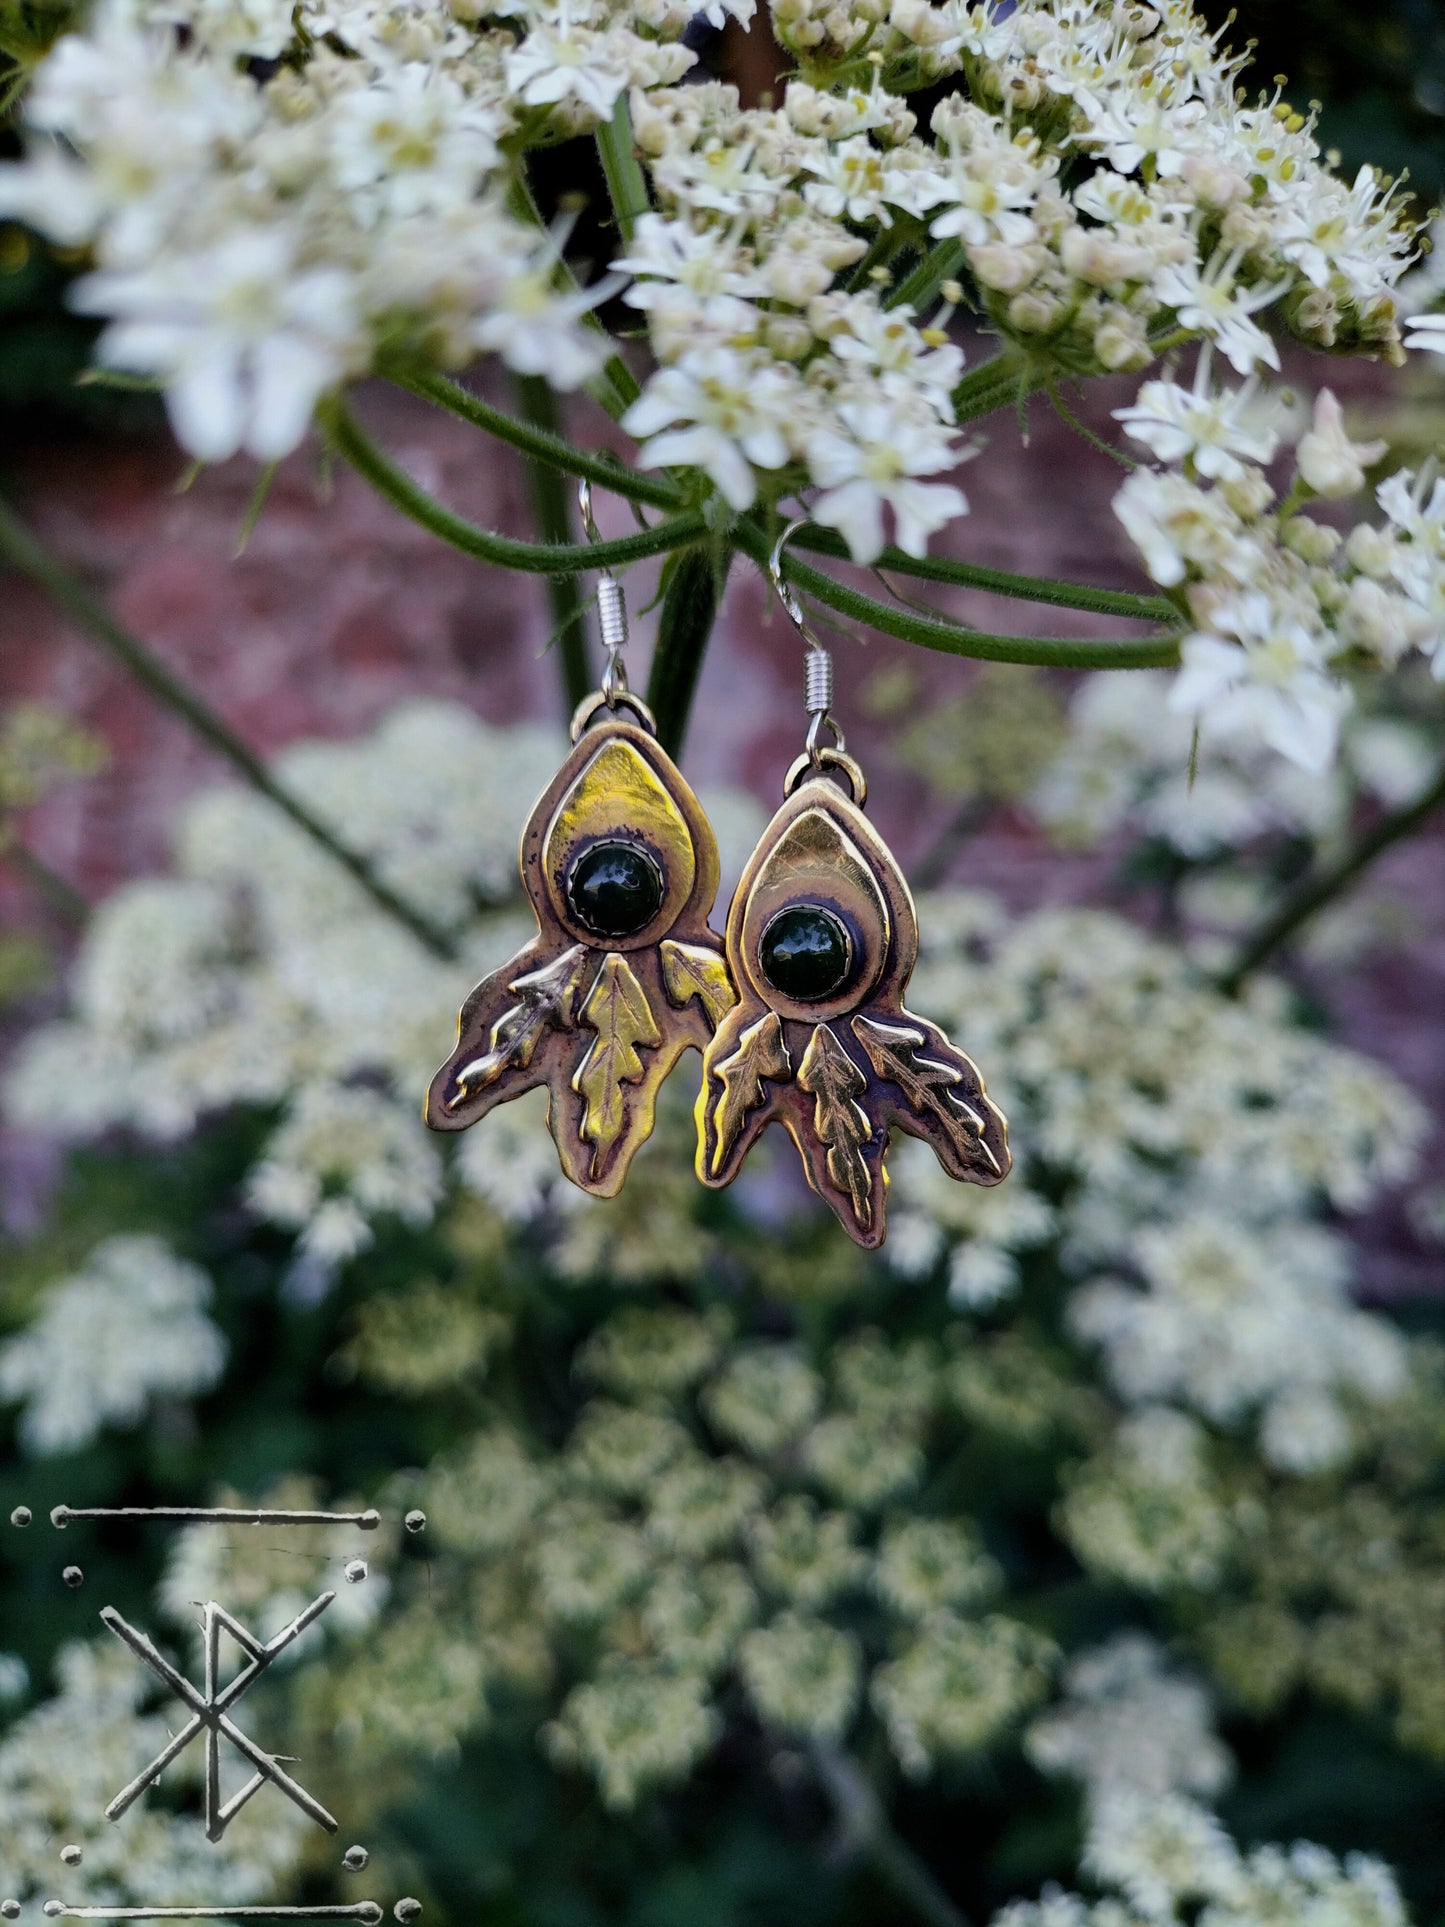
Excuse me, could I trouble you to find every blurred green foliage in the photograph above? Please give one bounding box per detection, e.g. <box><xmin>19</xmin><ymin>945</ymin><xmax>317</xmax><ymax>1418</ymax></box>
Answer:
<box><xmin>2</xmin><ymin>1116</ymin><xmax>1445</xmax><ymax>1926</ymax></box>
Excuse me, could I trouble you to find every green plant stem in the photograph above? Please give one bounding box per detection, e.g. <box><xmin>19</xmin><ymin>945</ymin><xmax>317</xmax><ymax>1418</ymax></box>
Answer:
<box><xmin>392</xmin><ymin>370</ymin><xmax>682</xmax><ymax>510</ymax></box>
<box><xmin>321</xmin><ymin>395</ymin><xmax>705</xmax><ymax>573</ymax></box>
<box><xmin>2</xmin><ymin>835</ymin><xmax>89</xmax><ymax>923</ymax></box>
<box><xmin>1217</xmin><ymin>757</ymin><xmax>1445</xmax><ymax>993</ymax></box>
<box><xmin>912</xmin><ymin>798</ymin><xmax>991</xmax><ymax>890</ymax></box>
<box><xmin>646</xmin><ymin>548</ymin><xmax>721</xmax><ymax>759</ymax></box>
<box><xmin>514</xmin><ymin>374</ymin><xmax>591</xmax><ymax>710</ymax></box>
<box><xmin>811</xmin><ymin>1746</ymin><xmax>972</xmax><ymax>1927</ymax></box>
<box><xmin>886</xmin><ymin>238</ymin><xmax>965</xmax><ymax>314</ymax></box>
<box><xmin>951</xmin><ymin>351</ymin><xmax>1037</xmax><ymax>425</ymax></box>
<box><xmin>595</xmin><ymin>94</ymin><xmax>650</xmax><ymax>247</ymax></box>
<box><xmin>0</xmin><ymin>494</ymin><xmax>461</xmax><ymax>963</ymax></box>
<box><xmin>784</xmin><ymin>523</ymin><xmax>1171</xmax><ymax>621</ymax></box>
<box><xmin>393</xmin><ymin>375</ymin><xmax>1163</xmax><ymax>622</ymax></box>
<box><xmin>1045</xmin><ymin>375</ymin><xmax>1138</xmax><ymax>470</ymax></box>
<box><xmin>505</xmin><ymin>167</ymin><xmax>639</xmax><ymax>419</ymax></box>
<box><xmin>845</xmin><ymin>225</ymin><xmax>908</xmax><ymax>292</ymax></box>
<box><xmin>735</xmin><ymin>526</ymin><xmax>1181</xmax><ymax>669</ymax></box>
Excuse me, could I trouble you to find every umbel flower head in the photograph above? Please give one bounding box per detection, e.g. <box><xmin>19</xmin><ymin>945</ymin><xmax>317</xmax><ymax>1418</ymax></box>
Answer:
<box><xmin>2</xmin><ymin>0</ymin><xmax>1441</xmax><ymax>776</ymax></box>
<box><xmin>0</xmin><ymin>0</ymin><xmax>1420</xmax><ymax>527</ymax></box>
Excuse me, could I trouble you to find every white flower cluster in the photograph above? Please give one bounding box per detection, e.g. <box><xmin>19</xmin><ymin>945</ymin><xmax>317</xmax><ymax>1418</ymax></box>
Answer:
<box><xmin>421</xmin><ymin>1317</ymin><xmax>1054</xmax><ymax>1806</ymax></box>
<box><xmin>0</xmin><ymin>1233</ymin><xmax>226</xmax><ymax>1455</ymax></box>
<box><xmin>1031</xmin><ymin>671</ymin><xmax>1438</xmax><ymax>861</ymax></box>
<box><xmin>1058</xmin><ymin>1407</ymin><xmax>1234</xmax><ymax>1593</ymax></box>
<box><xmin>1070</xmin><ymin>1218</ymin><xmax>1407</xmax><ymax>1473</ymax></box>
<box><xmin>889</xmin><ymin>897</ymin><xmax>1425</xmax><ymax>1473</ymax></box>
<box><xmin>3</xmin><ymin>701</ymin><xmax>761</xmax><ymax>1264</ymax></box>
<box><xmin>0</xmin><ymin>0</ymin><xmax>723</xmax><ymax>460</ymax></box>
<box><xmin>620</xmin><ymin>0</ymin><xmax>1420</xmax><ymax>559</ymax></box>
<box><xmin>996</xmin><ymin>1776</ymin><xmax>1408</xmax><ymax>1927</ymax></box>
<box><xmin>0</xmin><ymin>0</ymin><xmax>1424</xmax><ymax>566</ymax></box>
<box><xmin>1026</xmin><ymin>1632</ymin><xmax>1231</xmax><ymax>1813</ymax></box>
<box><xmin>246</xmin><ymin>1082</ymin><xmax>444</xmax><ymax>1264</ymax></box>
<box><xmin>1113</xmin><ymin>359</ymin><xmax>1445</xmax><ymax>772</ymax></box>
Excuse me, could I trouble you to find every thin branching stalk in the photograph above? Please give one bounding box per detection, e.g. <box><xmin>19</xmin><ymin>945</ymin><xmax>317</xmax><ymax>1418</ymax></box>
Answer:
<box><xmin>391</xmin><ymin>370</ymin><xmax>683</xmax><ymax>510</ymax></box>
<box><xmin>735</xmin><ymin>526</ymin><xmax>1182</xmax><ymax>669</ymax></box>
<box><xmin>886</xmin><ymin>238</ymin><xmax>965</xmax><ymax>314</ymax></box>
<box><xmin>399</xmin><ymin>373</ymin><xmax>1159</xmax><ymax>620</ymax></box>
<box><xmin>646</xmin><ymin>548</ymin><xmax>722</xmax><ymax>758</ymax></box>
<box><xmin>506</xmin><ymin>167</ymin><xmax>640</xmax><ymax>418</ymax></box>
<box><xmin>951</xmin><ymin>351</ymin><xmax>1037</xmax><ymax>425</ymax></box>
<box><xmin>2</xmin><ymin>836</ymin><xmax>90</xmax><ymax>923</ymax></box>
<box><xmin>1218</xmin><ymin>758</ymin><xmax>1445</xmax><ymax>993</ymax></box>
<box><xmin>810</xmin><ymin>1746</ymin><xmax>972</xmax><ymax>1927</ymax></box>
<box><xmin>595</xmin><ymin>94</ymin><xmax>651</xmax><ymax>247</ymax></box>
<box><xmin>0</xmin><ymin>495</ymin><xmax>462</xmax><ymax>962</ymax></box>
<box><xmin>514</xmin><ymin>374</ymin><xmax>592</xmax><ymax>709</ymax></box>
<box><xmin>783</xmin><ymin>522</ymin><xmax>1173</xmax><ymax>621</ymax></box>
<box><xmin>321</xmin><ymin>395</ymin><xmax>706</xmax><ymax>573</ymax></box>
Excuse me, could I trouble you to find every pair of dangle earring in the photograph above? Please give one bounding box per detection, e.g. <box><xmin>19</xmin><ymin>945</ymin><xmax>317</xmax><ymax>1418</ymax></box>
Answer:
<box><xmin>425</xmin><ymin>498</ymin><xmax>1010</xmax><ymax>1248</ymax></box>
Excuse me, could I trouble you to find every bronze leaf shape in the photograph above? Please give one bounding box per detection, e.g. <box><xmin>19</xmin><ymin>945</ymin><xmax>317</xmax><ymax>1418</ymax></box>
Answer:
<box><xmin>427</xmin><ymin>715</ymin><xmax>733</xmax><ymax>1198</ymax></box>
<box><xmin>696</xmin><ymin>772</ymin><xmax>1010</xmax><ymax>1247</ymax></box>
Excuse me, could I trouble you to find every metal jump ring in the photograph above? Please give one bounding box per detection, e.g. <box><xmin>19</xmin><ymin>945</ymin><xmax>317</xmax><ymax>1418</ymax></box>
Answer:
<box><xmin>570</xmin><ymin>687</ymin><xmax>657</xmax><ymax>743</ymax></box>
<box><xmin>783</xmin><ymin>747</ymin><xmax>867</xmax><ymax>807</ymax></box>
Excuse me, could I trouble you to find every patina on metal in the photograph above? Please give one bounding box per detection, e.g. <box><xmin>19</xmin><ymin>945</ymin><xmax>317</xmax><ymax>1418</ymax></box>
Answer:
<box><xmin>697</xmin><ymin>768</ymin><xmax>1010</xmax><ymax>1246</ymax></box>
<box><xmin>426</xmin><ymin>702</ymin><xmax>733</xmax><ymax>1197</ymax></box>
<box><xmin>694</xmin><ymin>533</ymin><xmax>1011</xmax><ymax>1248</ymax></box>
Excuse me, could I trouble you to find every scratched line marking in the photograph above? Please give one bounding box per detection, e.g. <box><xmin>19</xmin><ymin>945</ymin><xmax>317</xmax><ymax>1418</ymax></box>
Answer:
<box><xmin>102</xmin><ymin>1597</ymin><xmax>338</xmax><ymax>1837</ymax></box>
<box><xmin>43</xmin><ymin>1907</ymin><xmax>383</xmax><ymax>1922</ymax></box>
<box><xmin>51</xmin><ymin>1507</ymin><xmax>380</xmax><ymax>1530</ymax></box>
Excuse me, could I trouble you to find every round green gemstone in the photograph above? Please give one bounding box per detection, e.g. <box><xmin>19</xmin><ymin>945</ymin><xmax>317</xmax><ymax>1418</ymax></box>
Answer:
<box><xmin>566</xmin><ymin>839</ymin><xmax>664</xmax><ymax>938</ymax></box>
<box><xmin>758</xmin><ymin>904</ymin><xmax>851</xmax><ymax>1001</ymax></box>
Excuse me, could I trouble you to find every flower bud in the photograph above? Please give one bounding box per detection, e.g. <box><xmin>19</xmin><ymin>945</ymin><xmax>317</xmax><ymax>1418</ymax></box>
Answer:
<box><xmin>1344</xmin><ymin>522</ymin><xmax>1395</xmax><ymax>578</ymax></box>
<box><xmin>968</xmin><ymin>241</ymin><xmax>1037</xmax><ymax>292</ymax></box>
<box><xmin>766</xmin><ymin>249</ymin><xmax>835</xmax><ymax>305</ymax></box>
<box><xmin>764</xmin><ymin>314</ymin><xmax>814</xmax><ymax>360</ymax></box>
<box><xmin>1293</xmin><ymin>287</ymin><xmax>1340</xmax><ymax>346</ymax></box>
<box><xmin>1060</xmin><ymin>227</ymin><xmax>1154</xmax><ymax>286</ymax></box>
<box><xmin>1007</xmin><ymin>287</ymin><xmax>1063</xmax><ymax>332</ymax></box>
<box><xmin>1221</xmin><ymin>468</ymin><xmax>1275</xmax><ymax>519</ymax></box>
<box><xmin>1339</xmin><ymin>578</ymin><xmax>1411</xmax><ymax>660</ymax></box>
<box><xmin>1094</xmin><ymin>311</ymin><xmax>1151</xmax><ymax>371</ymax></box>
<box><xmin>1296</xmin><ymin>391</ymin><xmax>1387</xmax><ymax>498</ymax></box>
<box><xmin>1281</xmin><ymin>515</ymin><xmax>1340</xmax><ymax>564</ymax></box>
<box><xmin>1180</xmin><ymin>154</ymin><xmax>1248</xmax><ymax>210</ymax></box>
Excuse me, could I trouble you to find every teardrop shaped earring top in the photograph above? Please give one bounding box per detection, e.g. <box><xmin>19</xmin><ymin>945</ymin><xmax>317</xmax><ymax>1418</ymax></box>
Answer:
<box><xmin>426</xmin><ymin>484</ymin><xmax>736</xmax><ymax>1197</ymax></box>
<box><xmin>694</xmin><ymin>521</ymin><xmax>1012</xmax><ymax>1248</ymax></box>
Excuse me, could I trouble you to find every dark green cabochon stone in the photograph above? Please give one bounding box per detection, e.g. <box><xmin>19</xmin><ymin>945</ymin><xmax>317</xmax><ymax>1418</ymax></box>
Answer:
<box><xmin>566</xmin><ymin>839</ymin><xmax>665</xmax><ymax>938</ymax></box>
<box><xmin>758</xmin><ymin>904</ymin><xmax>851</xmax><ymax>1001</ymax></box>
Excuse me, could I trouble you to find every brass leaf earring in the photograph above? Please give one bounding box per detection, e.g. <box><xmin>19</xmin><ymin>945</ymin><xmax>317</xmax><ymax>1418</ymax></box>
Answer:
<box><xmin>426</xmin><ymin>484</ymin><xmax>734</xmax><ymax>1196</ymax></box>
<box><xmin>695</xmin><ymin>521</ymin><xmax>1011</xmax><ymax>1247</ymax></box>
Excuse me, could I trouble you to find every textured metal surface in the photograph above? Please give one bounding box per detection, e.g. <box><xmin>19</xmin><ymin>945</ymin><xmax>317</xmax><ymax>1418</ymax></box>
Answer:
<box><xmin>426</xmin><ymin>713</ymin><xmax>732</xmax><ymax>1197</ymax></box>
<box><xmin>696</xmin><ymin>773</ymin><xmax>1010</xmax><ymax>1248</ymax></box>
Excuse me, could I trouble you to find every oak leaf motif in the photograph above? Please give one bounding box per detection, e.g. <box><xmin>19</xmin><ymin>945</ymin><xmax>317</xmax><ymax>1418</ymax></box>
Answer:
<box><xmin>572</xmin><ymin>952</ymin><xmax>663</xmax><ymax>1174</ymax></box>
<box><xmin>661</xmin><ymin>939</ymin><xmax>737</xmax><ymax>1029</ymax></box>
<box><xmin>448</xmin><ymin>944</ymin><xmax>591</xmax><ymax>1108</ymax></box>
<box><xmin>851</xmin><ymin>1014</ymin><xmax>1002</xmax><ymax>1176</ymax></box>
<box><xmin>798</xmin><ymin>1023</ymin><xmax>874</xmax><ymax>1230</ymax></box>
<box><xmin>710</xmin><ymin>1011</ymin><xmax>791</xmax><ymax>1174</ymax></box>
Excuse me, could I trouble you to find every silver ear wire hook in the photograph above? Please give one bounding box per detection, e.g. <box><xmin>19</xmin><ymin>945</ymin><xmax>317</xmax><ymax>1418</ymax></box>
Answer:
<box><xmin>579</xmin><ymin>477</ymin><xmax>629</xmax><ymax>706</ymax></box>
<box><xmin>769</xmin><ymin>518</ymin><xmax>844</xmax><ymax>766</ymax></box>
